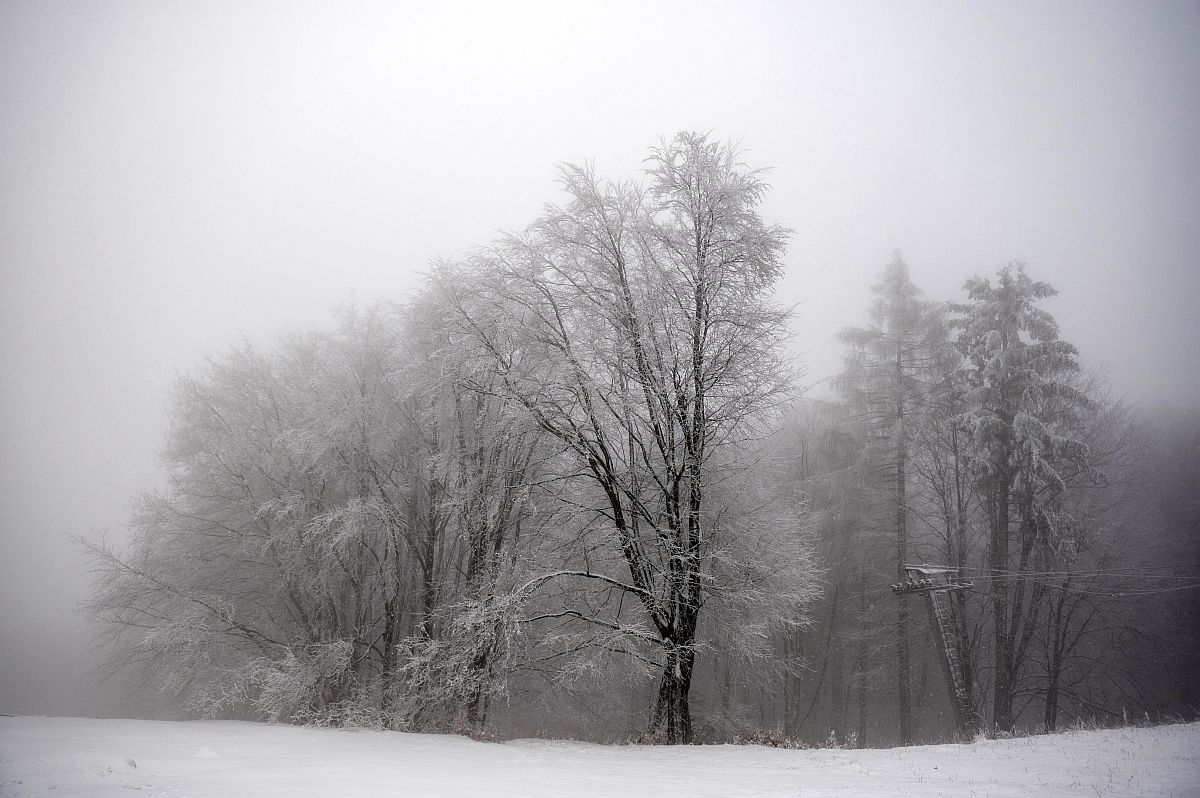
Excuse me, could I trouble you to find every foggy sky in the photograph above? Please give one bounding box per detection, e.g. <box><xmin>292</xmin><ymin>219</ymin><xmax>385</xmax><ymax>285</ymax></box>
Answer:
<box><xmin>2</xmin><ymin>0</ymin><xmax>1198</xmax><ymax>717</ymax></box>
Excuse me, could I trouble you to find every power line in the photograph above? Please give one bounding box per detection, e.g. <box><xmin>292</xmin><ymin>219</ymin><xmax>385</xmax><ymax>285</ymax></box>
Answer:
<box><xmin>804</xmin><ymin>565</ymin><xmax>1200</xmax><ymax>610</ymax></box>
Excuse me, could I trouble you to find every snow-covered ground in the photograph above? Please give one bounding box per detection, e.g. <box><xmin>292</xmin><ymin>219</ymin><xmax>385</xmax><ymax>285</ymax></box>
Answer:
<box><xmin>1</xmin><ymin>716</ymin><xmax>1197</xmax><ymax>797</ymax></box>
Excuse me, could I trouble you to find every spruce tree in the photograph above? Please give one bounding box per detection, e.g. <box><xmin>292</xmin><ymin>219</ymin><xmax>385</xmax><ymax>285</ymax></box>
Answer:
<box><xmin>951</xmin><ymin>263</ymin><xmax>1093</xmax><ymax>733</ymax></box>
<box><xmin>838</xmin><ymin>252</ymin><xmax>946</xmax><ymax>744</ymax></box>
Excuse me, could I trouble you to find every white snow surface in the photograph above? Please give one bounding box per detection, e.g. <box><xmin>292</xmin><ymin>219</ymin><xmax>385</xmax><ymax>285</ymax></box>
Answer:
<box><xmin>1</xmin><ymin>716</ymin><xmax>1197</xmax><ymax>797</ymax></box>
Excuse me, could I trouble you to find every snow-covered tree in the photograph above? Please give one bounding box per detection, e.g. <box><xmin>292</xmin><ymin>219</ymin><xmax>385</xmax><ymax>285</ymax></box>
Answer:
<box><xmin>83</xmin><ymin>305</ymin><xmax>448</xmax><ymax>724</ymax></box>
<box><xmin>385</xmin><ymin>289</ymin><xmax>555</xmax><ymax>734</ymax></box>
<box><xmin>951</xmin><ymin>263</ymin><xmax>1096</xmax><ymax>733</ymax></box>
<box><xmin>442</xmin><ymin>133</ymin><xmax>818</xmax><ymax>743</ymax></box>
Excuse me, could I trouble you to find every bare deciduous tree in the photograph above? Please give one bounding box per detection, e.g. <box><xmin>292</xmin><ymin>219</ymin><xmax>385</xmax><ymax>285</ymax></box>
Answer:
<box><xmin>441</xmin><ymin>132</ymin><xmax>817</xmax><ymax>743</ymax></box>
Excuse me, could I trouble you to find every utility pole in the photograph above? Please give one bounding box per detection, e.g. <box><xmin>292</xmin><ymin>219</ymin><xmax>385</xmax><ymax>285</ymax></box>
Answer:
<box><xmin>891</xmin><ymin>564</ymin><xmax>978</xmax><ymax>739</ymax></box>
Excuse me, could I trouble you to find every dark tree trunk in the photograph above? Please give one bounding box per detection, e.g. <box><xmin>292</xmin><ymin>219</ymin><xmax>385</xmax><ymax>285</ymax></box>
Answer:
<box><xmin>650</xmin><ymin>637</ymin><xmax>696</xmax><ymax>743</ymax></box>
<box><xmin>1044</xmin><ymin>669</ymin><xmax>1060</xmax><ymax>732</ymax></box>
<box><xmin>463</xmin><ymin>643</ymin><xmax>493</xmax><ymax>732</ymax></box>
<box><xmin>854</xmin><ymin>570</ymin><xmax>870</xmax><ymax>746</ymax></box>
<box><xmin>991</xmin><ymin>475</ymin><xmax>1014</xmax><ymax>733</ymax></box>
<box><xmin>829</xmin><ymin>647</ymin><xmax>847</xmax><ymax>742</ymax></box>
<box><xmin>854</xmin><ymin>645</ymin><xmax>869</xmax><ymax>747</ymax></box>
<box><xmin>379</xmin><ymin>600</ymin><xmax>400</xmax><ymax>725</ymax></box>
<box><xmin>895</xmin><ymin>353</ymin><xmax>912</xmax><ymax>744</ymax></box>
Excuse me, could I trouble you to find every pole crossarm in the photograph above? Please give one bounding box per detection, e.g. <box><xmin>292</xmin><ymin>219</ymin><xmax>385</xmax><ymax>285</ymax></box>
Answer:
<box><xmin>890</xmin><ymin>563</ymin><xmax>974</xmax><ymax>594</ymax></box>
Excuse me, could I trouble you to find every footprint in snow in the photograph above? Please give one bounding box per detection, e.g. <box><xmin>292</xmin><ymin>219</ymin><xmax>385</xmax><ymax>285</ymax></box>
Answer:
<box><xmin>192</xmin><ymin>746</ymin><xmax>222</xmax><ymax>758</ymax></box>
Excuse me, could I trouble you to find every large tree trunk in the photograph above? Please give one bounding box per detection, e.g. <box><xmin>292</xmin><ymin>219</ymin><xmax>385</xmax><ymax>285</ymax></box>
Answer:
<box><xmin>854</xmin><ymin>570</ymin><xmax>870</xmax><ymax>747</ymax></box>
<box><xmin>463</xmin><ymin>643</ymin><xmax>493</xmax><ymax>733</ymax></box>
<box><xmin>854</xmin><ymin>645</ymin><xmax>869</xmax><ymax>747</ymax></box>
<box><xmin>991</xmin><ymin>476</ymin><xmax>1014</xmax><ymax>733</ymax></box>
<box><xmin>896</xmin><ymin>591</ymin><xmax>912</xmax><ymax>742</ymax></box>
<box><xmin>895</xmin><ymin>349</ymin><xmax>912</xmax><ymax>744</ymax></box>
<box><xmin>828</xmin><ymin>646</ymin><xmax>847</xmax><ymax>742</ymax></box>
<box><xmin>650</xmin><ymin>634</ymin><xmax>696</xmax><ymax>744</ymax></box>
<box><xmin>1044</xmin><ymin>666</ymin><xmax>1060</xmax><ymax>732</ymax></box>
<box><xmin>379</xmin><ymin>597</ymin><xmax>401</xmax><ymax>725</ymax></box>
<box><xmin>1042</xmin><ymin>585</ymin><xmax>1074</xmax><ymax>733</ymax></box>
<box><xmin>950</xmin><ymin>421</ymin><xmax>979</xmax><ymax>732</ymax></box>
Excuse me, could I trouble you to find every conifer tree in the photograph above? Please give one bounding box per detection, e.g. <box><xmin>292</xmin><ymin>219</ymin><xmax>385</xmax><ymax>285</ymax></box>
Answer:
<box><xmin>838</xmin><ymin>253</ymin><xmax>946</xmax><ymax>744</ymax></box>
<box><xmin>951</xmin><ymin>263</ymin><xmax>1094</xmax><ymax>733</ymax></box>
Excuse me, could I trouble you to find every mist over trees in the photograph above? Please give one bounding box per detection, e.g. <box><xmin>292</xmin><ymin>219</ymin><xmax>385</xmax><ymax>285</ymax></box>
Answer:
<box><xmin>83</xmin><ymin>134</ymin><xmax>1200</xmax><ymax>745</ymax></box>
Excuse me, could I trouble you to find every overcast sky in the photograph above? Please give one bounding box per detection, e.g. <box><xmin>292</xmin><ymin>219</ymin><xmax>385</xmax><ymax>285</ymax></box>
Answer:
<box><xmin>2</xmin><ymin>1</ymin><xmax>1198</xmax><ymax>717</ymax></box>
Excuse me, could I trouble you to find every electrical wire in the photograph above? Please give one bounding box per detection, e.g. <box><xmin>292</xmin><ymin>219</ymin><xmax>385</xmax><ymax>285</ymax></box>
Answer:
<box><xmin>804</xmin><ymin>564</ymin><xmax>1200</xmax><ymax>611</ymax></box>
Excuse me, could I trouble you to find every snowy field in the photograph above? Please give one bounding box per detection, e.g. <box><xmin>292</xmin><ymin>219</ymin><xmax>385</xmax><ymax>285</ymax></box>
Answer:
<box><xmin>2</xmin><ymin>716</ymin><xmax>1198</xmax><ymax>797</ymax></box>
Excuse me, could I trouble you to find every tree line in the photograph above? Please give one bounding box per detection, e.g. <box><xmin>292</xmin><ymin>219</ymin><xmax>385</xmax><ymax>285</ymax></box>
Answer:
<box><xmin>84</xmin><ymin>133</ymin><xmax>1199</xmax><ymax>745</ymax></box>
